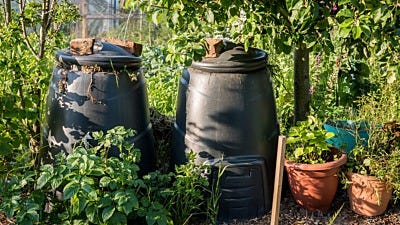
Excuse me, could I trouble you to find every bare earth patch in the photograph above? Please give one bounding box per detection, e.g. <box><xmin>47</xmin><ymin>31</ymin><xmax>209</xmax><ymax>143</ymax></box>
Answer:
<box><xmin>197</xmin><ymin>188</ymin><xmax>400</xmax><ymax>225</ymax></box>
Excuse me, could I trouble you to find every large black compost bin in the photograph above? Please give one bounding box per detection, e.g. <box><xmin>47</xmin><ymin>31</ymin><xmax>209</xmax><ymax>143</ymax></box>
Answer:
<box><xmin>172</xmin><ymin>40</ymin><xmax>279</xmax><ymax>223</ymax></box>
<box><xmin>42</xmin><ymin>39</ymin><xmax>155</xmax><ymax>173</ymax></box>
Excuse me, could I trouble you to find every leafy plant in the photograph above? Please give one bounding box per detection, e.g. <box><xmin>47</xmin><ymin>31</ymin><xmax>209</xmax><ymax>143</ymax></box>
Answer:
<box><xmin>0</xmin><ymin>126</ymin><xmax>216</xmax><ymax>224</ymax></box>
<box><xmin>166</xmin><ymin>151</ymin><xmax>210</xmax><ymax>225</ymax></box>
<box><xmin>35</xmin><ymin>126</ymin><xmax>173</xmax><ymax>225</ymax></box>
<box><xmin>0</xmin><ymin>0</ymin><xmax>79</xmax><ymax>179</ymax></box>
<box><xmin>344</xmin><ymin>81</ymin><xmax>400</xmax><ymax>200</ymax></box>
<box><xmin>286</xmin><ymin>115</ymin><xmax>340</xmax><ymax>164</ymax></box>
<box><xmin>126</xmin><ymin>0</ymin><xmax>399</xmax><ymax>123</ymax></box>
<box><xmin>142</xmin><ymin>45</ymin><xmax>181</xmax><ymax>116</ymax></box>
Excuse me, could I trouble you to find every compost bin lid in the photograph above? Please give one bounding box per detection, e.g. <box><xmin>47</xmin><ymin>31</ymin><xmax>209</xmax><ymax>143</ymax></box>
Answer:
<box><xmin>191</xmin><ymin>42</ymin><xmax>268</xmax><ymax>73</ymax></box>
<box><xmin>55</xmin><ymin>41</ymin><xmax>141</xmax><ymax>69</ymax></box>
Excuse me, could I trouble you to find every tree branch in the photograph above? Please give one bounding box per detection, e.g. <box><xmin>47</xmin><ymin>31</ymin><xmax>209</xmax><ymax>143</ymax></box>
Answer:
<box><xmin>19</xmin><ymin>0</ymin><xmax>40</xmax><ymax>59</ymax></box>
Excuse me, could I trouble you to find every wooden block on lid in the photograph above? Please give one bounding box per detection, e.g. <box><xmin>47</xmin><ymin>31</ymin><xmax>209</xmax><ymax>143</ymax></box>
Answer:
<box><xmin>69</xmin><ymin>38</ymin><xmax>95</xmax><ymax>56</ymax></box>
<box><xmin>102</xmin><ymin>38</ymin><xmax>143</xmax><ymax>56</ymax></box>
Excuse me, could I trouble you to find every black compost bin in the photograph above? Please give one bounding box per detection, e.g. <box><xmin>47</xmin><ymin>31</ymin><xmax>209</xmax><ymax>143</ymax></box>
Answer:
<box><xmin>42</xmin><ymin>40</ymin><xmax>155</xmax><ymax>173</ymax></box>
<box><xmin>172</xmin><ymin>42</ymin><xmax>279</xmax><ymax>223</ymax></box>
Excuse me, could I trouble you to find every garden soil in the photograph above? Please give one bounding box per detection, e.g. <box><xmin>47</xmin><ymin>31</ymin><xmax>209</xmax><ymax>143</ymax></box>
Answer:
<box><xmin>196</xmin><ymin>188</ymin><xmax>400</xmax><ymax>225</ymax></box>
<box><xmin>2</xmin><ymin>188</ymin><xmax>399</xmax><ymax>224</ymax></box>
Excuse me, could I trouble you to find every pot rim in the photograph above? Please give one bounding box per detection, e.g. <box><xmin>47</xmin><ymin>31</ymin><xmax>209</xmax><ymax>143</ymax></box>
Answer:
<box><xmin>284</xmin><ymin>152</ymin><xmax>347</xmax><ymax>171</ymax></box>
<box><xmin>345</xmin><ymin>171</ymin><xmax>390</xmax><ymax>184</ymax></box>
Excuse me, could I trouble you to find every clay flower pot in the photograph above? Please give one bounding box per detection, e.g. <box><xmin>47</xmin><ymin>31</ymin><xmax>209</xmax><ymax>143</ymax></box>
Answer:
<box><xmin>284</xmin><ymin>153</ymin><xmax>347</xmax><ymax>212</ymax></box>
<box><xmin>346</xmin><ymin>172</ymin><xmax>392</xmax><ymax>216</ymax></box>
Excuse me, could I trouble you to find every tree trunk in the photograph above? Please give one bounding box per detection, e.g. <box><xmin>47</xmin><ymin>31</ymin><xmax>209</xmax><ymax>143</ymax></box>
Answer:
<box><xmin>4</xmin><ymin>0</ymin><xmax>11</xmax><ymax>24</ymax></box>
<box><xmin>293</xmin><ymin>43</ymin><xmax>310</xmax><ymax>123</ymax></box>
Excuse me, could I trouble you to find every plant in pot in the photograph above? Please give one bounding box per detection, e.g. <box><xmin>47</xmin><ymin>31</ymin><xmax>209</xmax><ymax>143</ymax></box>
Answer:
<box><xmin>284</xmin><ymin>115</ymin><xmax>347</xmax><ymax>212</ymax></box>
<box><xmin>344</xmin><ymin>82</ymin><xmax>400</xmax><ymax>217</ymax></box>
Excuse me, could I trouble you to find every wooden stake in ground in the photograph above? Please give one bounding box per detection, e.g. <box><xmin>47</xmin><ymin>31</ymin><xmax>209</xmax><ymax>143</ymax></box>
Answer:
<box><xmin>271</xmin><ymin>136</ymin><xmax>287</xmax><ymax>225</ymax></box>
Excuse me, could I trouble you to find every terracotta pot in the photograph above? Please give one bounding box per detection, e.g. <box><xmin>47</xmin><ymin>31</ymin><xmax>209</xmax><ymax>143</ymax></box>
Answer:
<box><xmin>346</xmin><ymin>172</ymin><xmax>392</xmax><ymax>216</ymax></box>
<box><xmin>284</xmin><ymin>153</ymin><xmax>347</xmax><ymax>212</ymax></box>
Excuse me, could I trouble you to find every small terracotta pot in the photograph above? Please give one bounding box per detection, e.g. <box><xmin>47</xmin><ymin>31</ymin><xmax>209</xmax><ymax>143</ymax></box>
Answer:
<box><xmin>346</xmin><ymin>172</ymin><xmax>392</xmax><ymax>216</ymax></box>
<box><xmin>284</xmin><ymin>153</ymin><xmax>347</xmax><ymax>212</ymax></box>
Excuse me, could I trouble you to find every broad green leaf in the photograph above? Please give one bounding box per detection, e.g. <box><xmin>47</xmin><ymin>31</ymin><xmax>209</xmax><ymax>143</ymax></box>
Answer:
<box><xmin>338</xmin><ymin>27</ymin><xmax>352</xmax><ymax>38</ymax></box>
<box><xmin>102</xmin><ymin>206</ymin><xmax>115</xmax><ymax>222</ymax></box>
<box><xmin>36</xmin><ymin>172</ymin><xmax>51</xmax><ymax>189</ymax></box>
<box><xmin>339</xmin><ymin>18</ymin><xmax>353</xmax><ymax>28</ymax></box>
<box><xmin>85</xmin><ymin>204</ymin><xmax>97</xmax><ymax>223</ymax></box>
<box><xmin>286</xmin><ymin>137</ymin><xmax>297</xmax><ymax>144</ymax></box>
<box><xmin>71</xmin><ymin>195</ymin><xmax>80</xmax><ymax>215</ymax></box>
<box><xmin>109</xmin><ymin>212</ymin><xmax>127</xmax><ymax>225</ymax></box>
<box><xmin>352</xmin><ymin>25</ymin><xmax>362</xmax><ymax>39</ymax></box>
<box><xmin>306</xmin><ymin>132</ymin><xmax>315</xmax><ymax>139</ymax></box>
<box><xmin>78</xmin><ymin>196</ymin><xmax>88</xmax><ymax>214</ymax></box>
<box><xmin>81</xmin><ymin>183</ymin><xmax>97</xmax><ymax>200</ymax></box>
<box><xmin>338</xmin><ymin>0</ymin><xmax>352</xmax><ymax>5</ymax></box>
<box><xmin>100</xmin><ymin>176</ymin><xmax>111</xmax><ymax>188</ymax></box>
<box><xmin>306</xmin><ymin>41</ymin><xmax>316</xmax><ymax>49</ymax></box>
<box><xmin>146</xmin><ymin>212</ymin><xmax>157</xmax><ymax>225</ymax></box>
<box><xmin>294</xmin><ymin>147</ymin><xmax>304</xmax><ymax>158</ymax></box>
<box><xmin>336</xmin><ymin>9</ymin><xmax>353</xmax><ymax>18</ymax></box>
<box><xmin>99</xmin><ymin>196</ymin><xmax>112</xmax><ymax>207</ymax></box>
<box><xmin>40</xmin><ymin>164</ymin><xmax>54</xmax><ymax>173</ymax></box>
<box><xmin>360</xmin><ymin>24</ymin><xmax>371</xmax><ymax>36</ymax></box>
<box><xmin>63</xmin><ymin>181</ymin><xmax>79</xmax><ymax>200</ymax></box>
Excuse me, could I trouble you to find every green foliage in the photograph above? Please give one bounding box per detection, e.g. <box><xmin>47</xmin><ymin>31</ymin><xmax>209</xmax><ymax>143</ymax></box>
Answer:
<box><xmin>142</xmin><ymin>46</ymin><xmax>181</xmax><ymax>116</ymax></box>
<box><xmin>34</xmin><ymin>126</ymin><xmax>172</xmax><ymax>224</ymax></box>
<box><xmin>345</xmin><ymin>81</ymin><xmax>400</xmax><ymax>200</ymax></box>
<box><xmin>166</xmin><ymin>151</ymin><xmax>210</xmax><ymax>225</ymax></box>
<box><xmin>334</xmin><ymin>0</ymin><xmax>399</xmax><ymax>85</ymax></box>
<box><xmin>0</xmin><ymin>126</ymin><xmax>214</xmax><ymax>224</ymax></box>
<box><xmin>0</xmin><ymin>0</ymin><xmax>79</xmax><ymax>175</ymax></box>
<box><xmin>0</xmin><ymin>169</ymin><xmax>41</xmax><ymax>225</ymax></box>
<box><xmin>126</xmin><ymin>0</ymin><xmax>399</xmax><ymax>122</ymax></box>
<box><xmin>205</xmin><ymin>160</ymin><xmax>227</xmax><ymax>225</ymax></box>
<box><xmin>286</xmin><ymin>115</ymin><xmax>340</xmax><ymax>164</ymax></box>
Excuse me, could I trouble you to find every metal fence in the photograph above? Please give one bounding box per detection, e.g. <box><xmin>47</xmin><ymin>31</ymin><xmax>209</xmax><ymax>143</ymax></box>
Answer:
<box><xmin>71</xmin><ymin>0</ymin><xmax>143</xmax><ymax>38</ymax></box>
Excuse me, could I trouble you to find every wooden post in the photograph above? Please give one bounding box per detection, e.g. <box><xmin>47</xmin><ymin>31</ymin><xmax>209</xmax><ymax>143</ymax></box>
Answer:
<box><xmin>81</xmin><ymin>0</ymin><xmax>87</xmax><ymax>38</ymax></box>
<box><xmin>270</xmin><ymin>136</ymin><xmax>286</xmax><ymax>225</ymax></box>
